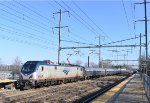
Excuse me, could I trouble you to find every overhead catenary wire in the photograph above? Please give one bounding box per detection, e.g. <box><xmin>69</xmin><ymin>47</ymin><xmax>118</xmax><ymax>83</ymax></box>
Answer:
<box><xmin>53</xmin><ymin>0</ymin><xmax>98</xmax><ymax>36</ymax></box>
<box><xmin>0</xmin><ymin>33</ymin><xmax>57</xmax><ymax>50</ymax></box>
<box><xmin>0</xmin><ymin>2</ymin><xmax>52</xmax><ymax>31</ymax></box>
<box><xmin>14</xmin><ymin>0</ymin><xmax>94</xmax><ymax>47</ymax></box>
<box><xmin>50</xmin><ymin>0</ymin><xmax>96</xmax><ymax>45</ymax></box>
<box><xmin>61</xmin><ymin>0</ymin><xmax>98</xmax><ymax>36</ymax></box>
<box><xmin>61</xmin><ymin>39</ymin><xmax>95</xmax><ymax>46</ymax></box>
<box><xmin>0</xmin><ymin>10</ymin><xmax>60</xmax><ymax>47</ymax></box>
<box><xmin>13</xmin><ymin>0</ymin><xmax>52</xmax><ymax>23</ymax></box>
<box><xmin>0</xmin><ymin>26</ymin><xmax>58</xmax><ymax>46</ymax></box>
<box><xmin>102</xmin><ymin>34</ymin><xmax>145</xmax><ymax>46</ymax></box>
<box><xmin>0</xmin><ymin>11</ymin><xmax>88</xmax><ymax>49</ymax></box>
<box><xmin>121</xmin><ymin>0</ymin><xmax>132</xmax><ymax>37</ymax></box>
<box><xmin>0</xmin><ymin>7</ymin><xmax>51</xmax><ymax>32</ymax></box>
<box><xmin>0</xmin><ymin>14</ymin><xmax>50</xmax><ymax>37</ymax></box>
<box><xmin>0</xmin><ymin>23</ymin><xmax>54</xmax><ymax>43</ymax></box>
<box><xmin>71</xmin><ymin>0</ymin><xmax>112</xmax><ymax>42</ymax></box>
<box><xmin>129</xmin><ymin>0</ymin><xmax>135</xmax><ymax>24</ymax></box>
<box><xmin>14</xmin><ymin>2</ymin><xmax>92</xmax><ymax>46</ymax></box>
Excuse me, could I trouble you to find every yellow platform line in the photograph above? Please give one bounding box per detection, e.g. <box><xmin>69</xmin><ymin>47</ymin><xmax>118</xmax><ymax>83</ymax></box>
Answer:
<box><xmin>0</xmin><ymin>79</ymin><xmax>17</xmax><ymax>83</ymax></box>
<box><xmin>92</xmin><ymin>75</ymin><xmax>134</xmax><ymax>103</ymax></box>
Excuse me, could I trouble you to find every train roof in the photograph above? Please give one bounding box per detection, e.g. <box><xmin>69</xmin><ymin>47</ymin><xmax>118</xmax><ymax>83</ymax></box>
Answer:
<box><xmin>85</xmin><ymin>68</ymin><xmax>119</xmax><ymax>71</ymax></box>
<box><xmin>24</xmin><ymin>61</ymin><xmax>82</xmax><ymax>68</ymax></box>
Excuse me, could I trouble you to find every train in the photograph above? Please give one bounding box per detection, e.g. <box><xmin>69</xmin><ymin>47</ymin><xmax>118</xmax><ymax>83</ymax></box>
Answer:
<box><xmin>17</xmin><ymin>60</ymin><xmax>133</xmax><ymax>89</ymax></box>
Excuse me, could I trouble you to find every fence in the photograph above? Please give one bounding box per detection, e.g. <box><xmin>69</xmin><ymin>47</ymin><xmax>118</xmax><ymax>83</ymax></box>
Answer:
<box><xmin>142</xmin><ymin>74</ymin><xmax>150</xmax><ymax>101</ymax></box>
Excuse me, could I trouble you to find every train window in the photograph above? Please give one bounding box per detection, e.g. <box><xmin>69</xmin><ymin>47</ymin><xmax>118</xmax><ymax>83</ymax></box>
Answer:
<box><xmin>42</xmin><ymin>66</ymin><xmax>44</xmax><ymax>71</ymax></box>
<box><xmin>77</xmin><ymin>68</ymin><xmax>78</xmax><ymax>70</ymax></box>
<box><xmin>55</xmin><ymin>66</ymin><xmax>57</xmax><ymax>70</ymax></box>
<box><xmin>81</xmin><ymin>68</ymin><xmax>82</xmax><ymax>71</ymax></box>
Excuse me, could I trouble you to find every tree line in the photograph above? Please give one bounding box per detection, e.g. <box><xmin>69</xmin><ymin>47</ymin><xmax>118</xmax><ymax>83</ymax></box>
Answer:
<box><xmin>0</xmin><ymin>57</ymin><xmax>22</xmax><ymax>73</ymax></box>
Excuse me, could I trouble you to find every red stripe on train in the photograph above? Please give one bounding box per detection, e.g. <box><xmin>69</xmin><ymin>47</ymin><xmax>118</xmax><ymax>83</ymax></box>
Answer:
<box><xmin>34</xmin><ymin>76</ymin><xmax>82</xmax><ymax>80</ymax></box>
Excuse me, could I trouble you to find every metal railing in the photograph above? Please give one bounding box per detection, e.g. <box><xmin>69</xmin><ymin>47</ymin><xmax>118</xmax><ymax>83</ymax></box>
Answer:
<box><xmin>142</xmin><ymin>74</ymin><xmax>150</xmax><ymax>101</ymax></box>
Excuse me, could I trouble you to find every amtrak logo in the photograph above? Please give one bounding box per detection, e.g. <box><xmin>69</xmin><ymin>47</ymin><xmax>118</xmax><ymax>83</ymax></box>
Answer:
<box><xmin>63</xmin><ymin>69</ymin><xmax>70</xmax><ymax>75</ymax></box>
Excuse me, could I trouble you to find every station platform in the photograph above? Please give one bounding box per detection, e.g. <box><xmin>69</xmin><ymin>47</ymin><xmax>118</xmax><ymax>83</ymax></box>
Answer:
<box><xmin>0</xmin><ymin>79</ymin><xmax>16</xmax><ymax>83</ymax></box>
<box><xmin>0</xmin><ymin>79</ymin><xmax>16</xmax><ymax>90</ymax></box>
<box><xmin>92</xmin><ymin>74</ymin><xmax>149</xmax><ymax>103</ymax></box>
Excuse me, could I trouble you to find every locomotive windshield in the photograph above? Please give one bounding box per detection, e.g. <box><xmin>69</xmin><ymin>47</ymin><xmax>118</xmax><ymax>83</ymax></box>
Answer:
<box><xmin>21</xmin><ymin>61</ymin><xmax>38</xmax><ymax>73</ymax></box>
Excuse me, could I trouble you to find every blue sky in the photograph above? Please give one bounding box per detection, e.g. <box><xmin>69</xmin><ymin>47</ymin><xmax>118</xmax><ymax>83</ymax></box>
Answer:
<box><xmin>0</xmin><ymin>0</ymin><xmax>149</xmax><ymax>66</ymax></box>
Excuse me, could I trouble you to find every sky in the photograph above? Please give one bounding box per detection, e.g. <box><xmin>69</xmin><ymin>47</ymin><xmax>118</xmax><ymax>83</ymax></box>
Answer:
<box><xmin>0</xmin><ymin>0</ymin><xmax>149</xmax><ymax>67</ymax></box>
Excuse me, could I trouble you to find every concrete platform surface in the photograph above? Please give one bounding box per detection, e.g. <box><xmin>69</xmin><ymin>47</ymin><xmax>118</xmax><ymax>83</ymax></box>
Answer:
<box><xmin>109</xmin><ymin>74</ymin><xmax>149</xmax><ymax>103</ymax></box>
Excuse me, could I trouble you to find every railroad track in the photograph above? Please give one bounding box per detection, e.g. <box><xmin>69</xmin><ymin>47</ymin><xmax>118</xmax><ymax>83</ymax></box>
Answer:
<box><xmin>0</xmin><ymin>75</ymin><xmax>128</xmax><ymax>103</ymax></box>
<box><xmin>80</xmin><ymin>76</ymin><xmax>129</xmax><ymax>103</ymax></box>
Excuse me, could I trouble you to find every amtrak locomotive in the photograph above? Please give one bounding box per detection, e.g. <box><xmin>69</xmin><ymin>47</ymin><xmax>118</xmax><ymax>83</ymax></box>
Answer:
<box><xmin>19</xmin><ymin>60</ymin><xmax>85</xmax><ymax>89</ymax></box>
<box><xmin>18</xmin><ymin>60</ymin><xmax>131</xmax><ymax>89</ymax></box>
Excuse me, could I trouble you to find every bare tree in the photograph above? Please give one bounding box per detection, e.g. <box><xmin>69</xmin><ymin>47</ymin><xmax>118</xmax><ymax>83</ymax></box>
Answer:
<box><xmin>13</xmin><ymin>56</ymin><xmax>22</xmax><ymax>73</ymax></box>
<box><xmin>13</xmin><ymin>56</ymin><xmax>22</xmax><ymax>66</ymax></box>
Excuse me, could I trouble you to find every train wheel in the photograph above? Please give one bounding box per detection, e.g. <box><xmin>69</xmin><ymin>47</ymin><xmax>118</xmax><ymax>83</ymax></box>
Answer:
<box><xmin>20</xmin><ymin>85</ymin><xmax>24</xmax><ymax>91</ymax></box>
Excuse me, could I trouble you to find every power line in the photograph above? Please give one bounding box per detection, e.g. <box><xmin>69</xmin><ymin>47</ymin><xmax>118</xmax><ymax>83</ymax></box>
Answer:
<box><xmin>61</xmin><ymin>44</ymin><xmax>143</xmax><ymax>50</ymax></box>
<box><xmin>54</xmin><ymin>0</ymin><xmax>97</xmax><ymax>36</ymax></box>
<box><xmin>61</xmin><ymin>34</ymin><xmax>145</xmax><ymax>49</ymax></box>
<box><xmin>61</xmin><ymin>0</ymin><xmax>98</xmax><ymax>36</ymax></box>
<box><xmin>61</xmin><ymin>39</ymin><xmax>95</xmax><ymax>45</ymax></box>
<box><xmin>63</xmin><ymin>29</ymin><xmax>96</xmax><ymax>44</ymax></box>
<box><xmin>51</xmin><ymin>0</ymin><xmax>96</xmax><ymax>45</ymax></box>
<box><xmin>129</xmin><ymin>0</ymin><xmax>135</xmax><ymax>24</ymax></box>
<box><xmin>0</xmin><ymin>2</ymin><xmax>51</xmax><ymax>30</ymax></box>
<box><xmin>0</xmin><ymin>9</ymin><xmax>91</xmax><ymax>48</ymax></box>
<box><xmin>102</xmin><ymin>34</ymin><xmax>145</xmax><ymax>46</ymax></box>
<box><xmin>0</xmin><ymin>26</ymin><xmax>58</xmax><ymax>46</ymax></box>
<box><xmin>0</xmin><ymin>34</ymin><xmax>56</xmax><ymax>50</ymax></box>
<box><xmin>0</xmin><ymin>13</ymin><xmax>50</xmax><ymax>37</ymax></box>
<box><xmin>15</xmin><ymin>0</ymin><xmax>74</xmax><ymax>43</ymax></box>
<box><xmin>71</xmin><ymin>0</ymin><xmax>112</xmax><ymax>42</ymax></box>
<box><xmin>2</xmin><ymin>1</ymin><xmax>63</xmax><ymax>41</ymax></box>
<box><xmin>0</xmin><ymin>7</ymin><xmax>51</xmax><ymax>32</ymax></box>
<box><xmin>13</xmin><ymin>0</ymin><xmax>52</xmax><ymax>23</ymax></box>
<box><xmin>122</xmin><ymin>0</ymin><xmax>132</xmax><ymax>37</ymax></box>
<box><xmin>0</xmin><ymin>23</ymin><xmax>56</xmax><ymax>44</ymax></box>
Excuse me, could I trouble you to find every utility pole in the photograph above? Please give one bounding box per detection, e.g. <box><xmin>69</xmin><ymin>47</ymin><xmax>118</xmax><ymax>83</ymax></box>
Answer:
<box><xmin>88</xmin><ymin>56</ymin><xmax>89</xmax><ymax>67</ymax></box>
<box><xmin>99</xmin><ymin>35</ymin><xmax>101</xmax><ymax>68</ymax></box>
<box><xmin>53</xmin><ymin>9</ymin><xmax>69</xmax><ymax>64</ymax></box>
<box><xmin>144</xmin><ymin>0</ymin><xmax>148</xmax><ymax>60</ymax></box>
<box><xmin>139</xmin><ymin>33</ymin><xmax>142</xmax><ymax>75</ymax></box>
<box><xmin>123</xmin><ymin>54</ymin><xmax>126</xmax><ymax>65</ymax></box>
<box><xmin>139</xmin><ymin>33</ymin><xmax>142</xmax><ymax>67</ymax></box>
<box><xmin>96</xmin><ymin>35</ymin><xmax>101</xmax><ymax>68</ymax></box>
<box><xmin>134</xmin><ymin>0</ymin><xmax>150</xmax><ymax>75</ymax></box>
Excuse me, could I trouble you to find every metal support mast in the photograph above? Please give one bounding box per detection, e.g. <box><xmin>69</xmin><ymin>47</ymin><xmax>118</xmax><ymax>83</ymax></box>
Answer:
<box><xmin>98</xmin><ymin>35</ymin><xmax>101</xmax><ymax>68</ymax></box>
<box><xmin>144</xmin><ymin>0</ymin><xmax>148</xmax><ymax>60</ymax></box>
<box><xmin>58</xmin><ymin>9</ymin><xmax>62</xmax><ymax>65</ymax></box>
<box><xmin>95</xmin><ymin>35</ymin><xmax>101</xmax><ymax>68</ymax></box>
<box><xmin>53</xmin><ymin>9</ymin><xmax>69</xmax><ymax>64</ymax></box>
<box><xmin>139</xmin><ymin>33</ymin><xmax>142</xmax><ymax>71</ymax></box>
